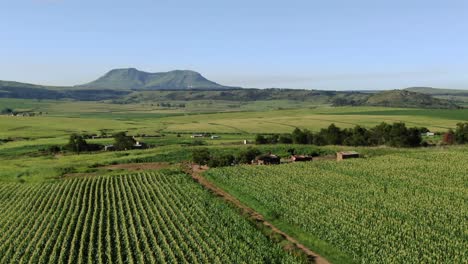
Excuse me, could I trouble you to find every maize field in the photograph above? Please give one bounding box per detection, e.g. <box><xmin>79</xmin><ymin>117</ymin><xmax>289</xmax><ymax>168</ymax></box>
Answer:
<box><xmin>0</xmin><ymin>171</ymin><xmax>301</xmax><ymax>263</ymax></box>
<box><xmin>206</xmin><ymin>149</ymin><xmax>468</xmax><ymax>263</ymax></box>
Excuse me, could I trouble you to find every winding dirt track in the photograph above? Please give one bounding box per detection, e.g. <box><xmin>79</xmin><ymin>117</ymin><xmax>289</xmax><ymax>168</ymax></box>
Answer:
<box><xmin>186</xmin><ymin>164</ymin><xmax>330</xmax><ymax>264</ymax></box>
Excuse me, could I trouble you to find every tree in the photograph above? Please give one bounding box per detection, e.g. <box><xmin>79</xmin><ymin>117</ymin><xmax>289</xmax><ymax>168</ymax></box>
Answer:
<box><xmin>344</xmin><ymin>125</ymin><xmax>370</xmax><ymax>146</ymax></box>
<box><xmin>236</xmin><ymin>147</ymin><xmax>261</xmax><ymax>164</ymax></box>
<box><xmin>388</xmin><ymin>122</ymin><xmax>409</xmax><ymax>147</ymax></box>
<box><xmin>255</xmin><ymin>134</ymin><xmax>268</xmax><ymax>144</ymax></box>
<box><xmin>113</xmin><ymin>132</ymin><xmax>136</xmax><ymax>150</ymax></box>
<box><xmin>278</xmin><ymin>134</ymin><xmax>293</xmax><ymax>144</ymax></box>
<box><xmin>322</xmin><ymin>123</ymin><xmax>343</xmax><ymax>145</ymax></box>
<box><xmin>406</xmin><ymin>127</ymin><xmax>422</xmax><ymax>147</ymax></box>
<box><xmin>192</xmin><ymin>148</ymin><xmax>211</xmax><ymax>165</ymax></box>
<box><xmin>291</xmin><ymin>128</ymin><xmax>307</xmax><ymax>144</ymax></box>
<box><xmin>208</xmin><ymin>154</ymin><xmax>235</xmax><ymax>167</ymax></box>
<box><xmin>266</xmin><ymin>134</ymin><xmax>279</xmax><ymax>144</ymax></box>
<box><xmin>1</xmin><ymin>108</ymin><xmax>14</xmax><ymax>115</ymax></box>
<box><xmin>370</xmin><ymin>122</ymin><xmax>392</xmax><ymax>145</ymax></box>
<box><xmin>454</xmin><ymin>122</ymin><xmax>468</xmax><ymax>144</ymax></box>
<box><xmin>65</xmin><ymin>134</ymin><xmax>88</xmax><ymax>153</ymax></box>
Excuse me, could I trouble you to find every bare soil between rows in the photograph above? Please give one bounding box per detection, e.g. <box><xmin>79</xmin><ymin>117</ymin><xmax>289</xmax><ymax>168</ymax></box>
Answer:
<box><xmin>186</xmin><ymin>163</ymin><xmax>330</xmax><ymax>264</ymax></box>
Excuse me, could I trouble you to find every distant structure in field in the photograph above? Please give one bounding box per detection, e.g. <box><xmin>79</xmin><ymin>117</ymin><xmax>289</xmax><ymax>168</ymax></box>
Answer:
<box><xmin>253</xmin><ymin>154</ymin><xmax>281</xmax><ymax>165</ymax></box>
<box><xmin>336</xmin><ymin>151</ymin><xmax>360</xmax><ymax>161</ymax></box>
<box><xmin>291</xmin><ymin>155</ymin><xmax>313</xmax><ymax>162</ymax></box>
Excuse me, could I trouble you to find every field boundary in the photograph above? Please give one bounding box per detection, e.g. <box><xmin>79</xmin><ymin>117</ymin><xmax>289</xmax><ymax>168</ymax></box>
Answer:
<box><xmin>186</xmin><ymin>163</ymin><xmax>330</xmax><ymax>264</ymax></box>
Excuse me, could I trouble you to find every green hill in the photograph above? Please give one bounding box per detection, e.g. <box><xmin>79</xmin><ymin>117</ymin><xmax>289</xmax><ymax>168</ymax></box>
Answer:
<box><xmin>405</xmin><ymin>87</ymin><xmax>468</xmax><ymax>95</ymax></box>
<box><xmin>0</xmin><ymin>80</ymin><xmax>130</xmax><ymax>101</ymax></box>
<box><xmin>365</xmin><ymin>90</ymin><xmax>461</xmax><ymax>109</ymax></box>
<box><xmin>78</xmin><ymin>68</ymin><xmax>233</xmax><ymax>90</ymax></box>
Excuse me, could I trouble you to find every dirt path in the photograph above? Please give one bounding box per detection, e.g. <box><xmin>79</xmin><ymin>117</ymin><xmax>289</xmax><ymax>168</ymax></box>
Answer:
<box><xmin>102</xmin><ymin>162</ymin><xmax>172</xmax><ymax>171</ymax></box>
<box><xmin>187</xmin><ymin>164</ymin><xmax>330</xmax><ymax>264</ymax></box>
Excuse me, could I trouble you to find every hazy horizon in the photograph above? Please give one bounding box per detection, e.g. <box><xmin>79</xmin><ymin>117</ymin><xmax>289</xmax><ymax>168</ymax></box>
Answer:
<box><xmin>1</xmin><ymin>0</ymin><xmax>467</xmax><ymax>90</ymax></box>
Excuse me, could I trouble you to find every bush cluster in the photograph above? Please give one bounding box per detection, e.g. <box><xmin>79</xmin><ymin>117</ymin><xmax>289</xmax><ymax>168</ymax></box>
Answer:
<box><xmin>192</xmin><ymin>147</ymin><xmax>261</xmax><ymax>167</ymax></box>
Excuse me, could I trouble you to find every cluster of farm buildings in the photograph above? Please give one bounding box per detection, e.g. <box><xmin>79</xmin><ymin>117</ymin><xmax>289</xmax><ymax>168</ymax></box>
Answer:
<box><xmin>252</xmin><ymin>151</ymin><xmax>360</xmax><ymax>165</ymax></box>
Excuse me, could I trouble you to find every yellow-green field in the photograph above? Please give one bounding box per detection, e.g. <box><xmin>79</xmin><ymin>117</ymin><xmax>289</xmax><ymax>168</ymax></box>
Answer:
<box><xmin>1</xmin><ymin>98</ymin><xmax>467</xmax><ymax>139</ymax></box>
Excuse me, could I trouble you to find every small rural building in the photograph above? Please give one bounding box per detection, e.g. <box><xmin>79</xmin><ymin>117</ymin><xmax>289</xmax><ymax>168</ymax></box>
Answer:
<box><xmin>336</xmin><ymin>151</ymin><xmax>360</xmax><ymax>161</ymax></box>
<box><xmin>211</xmin><ymin>135</ymin><xmax>220</xmax><ymax>139</ymax></box>
<box><xmin>422</xmin><ymin>132</ymin><xmax>435</xmax><ymax>137</ymax></box>
<box><xmin>191</xmin><ymin>134</ymin><xmax>204</xmax><ymax>138</ymax></box>
<box><xmin>253</xmin><ymin>154</ymin><xmax>281</xmax><ymax>165</ymax></box>
<box><xmin>291</xmin><ymin>155</ymin><xmax>313</xmax><ymax>162</ymax></box>
<box><xmin>133</xmin><ymin>141</ymin><xmax>148</xmax><ymax>149</ymax></box>
<box><xmin>104</xmin><ymin>145</ymin><xmax>115</xmax><ymax>151</ymax></box>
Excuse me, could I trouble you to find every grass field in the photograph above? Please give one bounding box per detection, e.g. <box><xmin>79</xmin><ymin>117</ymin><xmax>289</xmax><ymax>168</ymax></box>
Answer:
<box><xmin>205</xmin><ymin>147</ymin><xmax>468</xmax><ymax>264</ymax></box>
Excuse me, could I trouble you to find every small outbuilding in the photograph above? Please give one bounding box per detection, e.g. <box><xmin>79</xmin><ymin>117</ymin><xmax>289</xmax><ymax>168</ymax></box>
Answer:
<box><xmin>253</xmin><ymin>154</ymin><xmax>281</xmax><ymax>165</ymax></box>
<box><xmin>291</xmin><ymin>155</ymin><xmax>313</xmax><ymax>162</ymax></box>
<box><xmin>336</xmin><ymin>151</ymin><xmax>360</xmax><ymax>161</ymax></box>
<box><xmin>104</xmin><ymin>145</ymin><xmax>115</xmax><ymax>151</ymax></box>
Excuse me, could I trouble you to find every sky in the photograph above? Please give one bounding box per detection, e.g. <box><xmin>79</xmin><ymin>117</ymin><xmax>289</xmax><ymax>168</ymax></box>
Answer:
<box><xmin>1</xmin><ymin>0</ymin><xmax>467</xmax><ymax>90</ymax></box>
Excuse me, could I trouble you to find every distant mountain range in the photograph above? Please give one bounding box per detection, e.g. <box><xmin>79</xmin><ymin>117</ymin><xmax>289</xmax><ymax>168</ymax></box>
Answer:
<box><xmin>0</xmin><ymin>69</ymin><xmax>465</xmax><ymax>109</ymax></box>
<box><xmin>78</xmin><ymin>68</ymin><xmax>235</xmax><ymax>90</ymax></box>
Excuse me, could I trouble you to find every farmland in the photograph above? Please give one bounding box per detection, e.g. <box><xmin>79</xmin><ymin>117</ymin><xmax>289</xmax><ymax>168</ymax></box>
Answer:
<box><xmin>0</xmin><ymin>171</ymin><xmax>301</xmax><ymax>263</ymax></box>
<box><xmin>1</xmin><ymin>98</ymin><xmax>467</xmax><ymax>140</ymax></box>
<box><xmin>0</xmin><ymin>98</ymin><xmax>467</xmax><ymax>263</ymax></box>
<box><xmin>205</xmin><ymin>147</ymin><xmax>468</xmax><ymax>263</ymax></box>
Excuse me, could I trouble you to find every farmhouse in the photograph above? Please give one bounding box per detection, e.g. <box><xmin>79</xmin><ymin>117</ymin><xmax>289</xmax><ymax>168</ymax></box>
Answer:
<box><xmin>336</xmin><ymin>151</ymin><xmax>360</xmax><ymax>161</ymax></box>
<box><xmin>253</xmin><ymin>154</ymin><xmax>281</xmax><ymax>165</ymax></box>
<box><xmin>291</xmin><ymin>155</ymin><xmax>313</xmax><ymax>162</ymax></box>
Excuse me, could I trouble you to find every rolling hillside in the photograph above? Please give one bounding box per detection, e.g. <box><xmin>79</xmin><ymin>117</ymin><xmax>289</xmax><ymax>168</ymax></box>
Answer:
<box><xmin>0</xmin><ymin>70</ymin><xmax>464</xmax><ymax>109</ymax></box>
<box><xmin>365</xmin><ymin>90</ymin><xmax>461</xmax><ymax>109</ymax></box>
<box><xmin>405</xmin><ymin>87</ymin><xmax>468</xmax><ymax>106</ymax></box>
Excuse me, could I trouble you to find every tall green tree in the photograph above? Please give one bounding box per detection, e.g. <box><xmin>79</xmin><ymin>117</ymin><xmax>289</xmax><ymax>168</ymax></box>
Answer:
<box><xmin>65</xmin><ymin>134</ymin><xmax>88</xmax><ymax>153</ymax></box>
<box><xmin>454</xmin><ymin>122</ymin><xmax>468</xmax><ymax>144</ymax></box>
<box><xmin>113</xmin><ymin>132</ymin><xmax>136</xmax><ymax>150</ymax></box>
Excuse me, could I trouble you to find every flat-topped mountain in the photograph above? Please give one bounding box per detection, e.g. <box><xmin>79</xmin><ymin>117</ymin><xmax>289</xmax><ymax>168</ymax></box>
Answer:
<box><xmin>78</xmin><ymin>68</ymin><xmax>233</xmax><ymax>90</ymax></box>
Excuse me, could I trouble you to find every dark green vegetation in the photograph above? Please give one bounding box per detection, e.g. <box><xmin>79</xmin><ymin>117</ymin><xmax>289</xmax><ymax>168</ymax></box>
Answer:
<box><xmin>0</xmin><ymin>171</ymin><xmax>301</xmax><ymax>263</ymax></box>
<box><xmin>192</xmin><ymin>147</ymin><xmax>262</xmax><ymax>167</ymax></box>
<box><xmin>256</xmin><ymin>122</ymin><xmax>429</xmax><ymax>147</ymax></box>
<box><xmin>206</xmin><ymin>147</ymin><xmax>468</xmax><ymax>263</ymax></box>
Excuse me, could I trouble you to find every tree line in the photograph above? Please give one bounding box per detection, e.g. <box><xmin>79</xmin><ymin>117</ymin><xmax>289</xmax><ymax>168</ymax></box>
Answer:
<box><xmin>255</xmin><ymin>122</ymin><xmax>468</xmax><ymax>147</ymax></box>
<box><xmin>192</xmin><ymin>147</ymin><xmax>262</xmax><ymax>168</ymax></box>
<box><xmin>255</xmin><ymin>122</ymin><xmax>425</xmax><ymax>147</ymax></box>
<box><xmin>42</xmin><ymin>132</ymin><xmax>145</xmax><ymax>154</ymax></box>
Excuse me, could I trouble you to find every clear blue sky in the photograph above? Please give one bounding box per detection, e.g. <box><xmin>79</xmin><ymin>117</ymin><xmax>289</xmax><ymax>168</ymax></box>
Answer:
<box><xmin>1</xmin><ymin>0</ymin><xmax>467</xmax><ymax>90</ymax></box>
